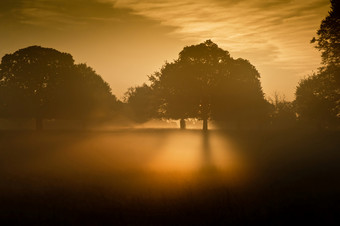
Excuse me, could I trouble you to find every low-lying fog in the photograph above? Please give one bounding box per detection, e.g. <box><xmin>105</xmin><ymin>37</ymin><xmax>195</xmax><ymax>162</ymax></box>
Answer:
<box><xmin>1</xmin><ymin>127</ymin><xmax>339</xmax><ymax>197</ymax></box>
<box><xmin>1</xmin><ymin>128</ymin><xmax>339</xmax><ymax>224</ymax></box>
<box><xmin>1</xmin><ymin>129</ymin><xmax>249</xmax><ymax>197</ymax></box>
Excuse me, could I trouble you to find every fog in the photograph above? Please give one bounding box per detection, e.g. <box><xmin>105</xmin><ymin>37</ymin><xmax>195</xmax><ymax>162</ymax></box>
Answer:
<box><xmin>1</xmin><ymin>129</ymin><xmax>339</xmax><ymax>224</ymax></box>
<box><xmin>1</xmin><ymin>130</ymin><xmax>247</xmax><ymax>195</ymax></box>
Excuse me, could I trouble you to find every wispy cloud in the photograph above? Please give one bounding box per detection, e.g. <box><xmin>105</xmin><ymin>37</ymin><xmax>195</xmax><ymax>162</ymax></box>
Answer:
<box><xmin>1</xmin><ymin>0</ymin><xmax>131</xmax><ymax>28</ymax></box>
<box><xmin>17</xmin><ymin>7</ymin><xmax>86</xmax><ymax>27</ymax></box>
<box><xmin>113</xmin><ymin>0</ymin><xmax>330</xmax><ymax>72</ymax></box>
<box><xmin>0</xmin><ymin>0</ymin><xmax>332</xmax><ymax>99</ymax></box>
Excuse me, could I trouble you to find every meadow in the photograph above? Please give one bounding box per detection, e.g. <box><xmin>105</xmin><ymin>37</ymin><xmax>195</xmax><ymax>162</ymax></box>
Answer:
<box><xmin>0</xmin><ymin>128</ymin><xmax>339</xmax><ymax>225</ymax></box>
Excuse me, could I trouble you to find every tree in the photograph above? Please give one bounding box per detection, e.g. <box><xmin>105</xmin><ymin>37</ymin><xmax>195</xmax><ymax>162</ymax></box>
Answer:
<box><xmin>0</xmin><ymin>46</ymin><xmax>118</xmax><ymax>130</ymax></box>
<box><xmin>311</xmin><ymin>0</ymin><xmax>339</xmax><ymax>66</ymax></box>
<box><xmin>152</xmin><ymin>61</ymin><xmax>203</xmax><ymax>128</ymax></box>
<box><xmin>150</xmin><ymin>40</ymin><xmax>268</xmax><ymax>130</ymax></box>
<box><xmin>0</xmin><ymin>46</ymin><xmax>75</xmax><ymax>130</ymax></box>
<box><xmin>267</xmin><ymin>92</ymin><xmax>296</xmax><ymax>129</ymax></box>
<box><xmin>211</xmin><ymin>58</ymin><xmax>270</xmax><ymax>128</ymax></box>
<box><xmin>124</xmin><ymin>84</ymin><xmax>160</xmax><ymax>123</ymax></box>
<box><xmin>150</xmin><ymin>40</ymin><xmax>231</xmax><ymax>130</ymax></box>
<box><xmin>295</xmin><ymin>66</ymin><xmax>340</xmax><ymax>128</ymax></box>
<box><xmin>296</xmin><ymin>1</ymin><xmax>340</xmax><ymax>128</ymax></box>
<box><xmin>61</xmin><ymin>63</ymin><xmax>118</xmax><ymax>125</ymax></box>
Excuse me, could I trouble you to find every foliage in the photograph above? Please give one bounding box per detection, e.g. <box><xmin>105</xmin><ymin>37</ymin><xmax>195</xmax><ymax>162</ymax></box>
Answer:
<box><xmin>296</xmin><ymin>1</ymin><xmax>340</xmax><ymax>129</ymax></box>
<box><xmin>267</xmin><ymin>93</ymin><xmax>296</xmax><ymax>128</ymax></box>
<box><xmin>211</xmin><ymin>58</ymin><xmax>270</xmax><ymax>126</ymax></box>
<box><xmin>0</xmin><ymin>46</ymin><xmax>117</xmax><ymax>129</ymax></box>
<box><xmin>0</xmin><ymin>46</ymin><xmax>74</xmax><ymax>124</ymax></box>
<box><xmin>311</xmin><ymin>0</ymin><xmax>340</xmax><ymax>66</ymax></box>
<box><xmin>150</xmin><ymin>40</ymin><xmax>269</xmax><ymax>129</ymax></box>
<box><xmin>124</xmin><ymin>84</ymin><xmax>160</xmax><ymax>123</ymax></box>
<box><xmin>64</xmin><ymin>63</ymin><xmax>118</xmax><ymax>121</ymax></box>
<box><xmin>295</xmin><ymin>66</ymin><xmax>340</xmax><ymax>128</ymax></box>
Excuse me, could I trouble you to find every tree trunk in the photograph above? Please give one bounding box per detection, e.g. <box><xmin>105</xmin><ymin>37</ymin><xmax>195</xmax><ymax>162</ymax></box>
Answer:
<box><xmin>203</xmin><ymin>118</ymin><xmax>208</xmax><ymax>131</ymax></box>
<box><xmin>36</xmin><ymin>117</ymin><xmax>43</xmax><ymax>131</ymax></box>
<box><xmin>180</xmin><ymin>118</ymin><xmax>186</xmax><ymax>129</ymax></box>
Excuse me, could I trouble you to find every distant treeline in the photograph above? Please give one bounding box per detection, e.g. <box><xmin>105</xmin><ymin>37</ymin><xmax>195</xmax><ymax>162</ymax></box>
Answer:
<box><xmin>0</xmin><ymin>1</ymin><xmax>338</xmax><ymax>130</ymax></box>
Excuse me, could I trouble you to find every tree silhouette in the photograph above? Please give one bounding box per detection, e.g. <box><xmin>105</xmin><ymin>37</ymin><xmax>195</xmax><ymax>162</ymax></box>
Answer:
<box><xmin>61</xmin><ymin>63</ymin><xmax>118</xmax><ymax>126</ymax></box>
<box><xmin>150</xmin><ymin>40</ymin><xmax>232</xmax><ymax>130</ymax></box>
<box><xmin>0</xmin><ymin>46</ymin><xmax>117</xmax><ymax>130</ymax></box>
<box><xmin>211</xmin><ymin>58</ymin><xmax>270</xmax><ymax>128</ymax></box>
<box><xmin>124</xmin><ymin>84</ymin><xmax>160</xmax><ymax>123</ymax></box>
<box><xmin>296</xmin><ymin>1</ymin><xmax>340</xmax><ymax>129</ymax></box>
<box><xmin>150</xmin><ymin>40</ymin><xmax>268</xmax><ymax>130</ymax></box>
<box><xmin>268</xmin><ymin>93</ymin><xmax>296</xmax><ymax>129</ymax></box>
<box><xmin>311</xmin><ymin>0</ymin><xmax>339</xmax><ymax>66</ymax></box>
<box><xmin>151</xmin><ymin>61</ymin><xmax>202</xmax><ymax>128</ymax></box>
<box><xmin>295</xmin><ymin>66</ymin><xmax>340</xmax><ymax>128</ymax></box>
<box><xmin>0</xmin><ymin>46</ymin><xmax>75</xmax><ymax>130</ymax></box>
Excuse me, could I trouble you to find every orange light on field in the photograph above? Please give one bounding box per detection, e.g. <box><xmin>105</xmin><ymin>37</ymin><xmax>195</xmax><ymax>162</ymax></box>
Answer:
<box><xmin>146</xmin><ymin>132</ymin><xmax>245</xmax><ymax>177</ymax></box>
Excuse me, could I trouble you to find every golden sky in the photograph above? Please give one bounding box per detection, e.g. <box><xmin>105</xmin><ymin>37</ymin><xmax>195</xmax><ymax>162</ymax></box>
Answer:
<box><xmin>0</xmin><ymin>0</ymin><xmax>331</xmax><ymax>100</ymax></box>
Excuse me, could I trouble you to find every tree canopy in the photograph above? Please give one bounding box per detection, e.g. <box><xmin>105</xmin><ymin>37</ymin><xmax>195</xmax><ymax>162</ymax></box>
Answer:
<box><xmin>296</xmin><ymin>1</ymin><xmax>340</xmax><ymax>129</ymax></box>
<box><xmin>311</xmin><ymin>0</ymin><xmax>339</xmax><ymax>66</ymax></box>
<box><xmin>295</xmin><ymin>65</ymin><xmax>340</xmax><ymax>128</ymax></box>
<box><xmin>0</xmin><ymin>46</ymin><xmax>118</xmax><ymax>130</ymax></box>
<box><xmin>124</xmin><ymin>84</ymin><xmax>160</xmax><ymax>123</ymax></box>
<box><xmin>150</xmin><ymin>40</ymin><xmax>269</xmax><ymax>130</ymax></box>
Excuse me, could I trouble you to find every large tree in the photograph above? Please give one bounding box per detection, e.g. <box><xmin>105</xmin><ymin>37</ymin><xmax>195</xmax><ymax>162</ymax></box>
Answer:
<box><xmin>0</xmin><ymin>46</ymin><xmax>75</xmax><ymax>130</ymax></box>
<box><xmin>150</xmin><ymin>40</ymin><xmax>231</xmax><ymax>130</ymax></box>
<box><xmin>0</xmin><ymin>46</ymin><xmax>117</xmax><ymax>130</ymax></box>
<box><xmin>150</xmin><ymin>40</ymin><xmax>268</xmax><ymax>130</ymax></box>
<box><xmin>296</xmin><ymin>0</ymin><xmax>340</xmax><ymax>128</ymax></box>
<box><xmin>311</xmin><ymin>0</ymin><xmax>339</xmax><ymax>66</ymax></box>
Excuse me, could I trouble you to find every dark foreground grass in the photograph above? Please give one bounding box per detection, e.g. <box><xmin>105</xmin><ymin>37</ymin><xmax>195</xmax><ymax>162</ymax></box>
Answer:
<box><xmin>0</xmin><ymin>129</ymin><xmax>339</xmax><ymax>225</ymax></box>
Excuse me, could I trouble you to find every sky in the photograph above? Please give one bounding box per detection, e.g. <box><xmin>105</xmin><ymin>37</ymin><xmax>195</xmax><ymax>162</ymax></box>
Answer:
<box><xmin>0</xmin><ymin>0</ymin><xmax>331</xmax><ymax>100</ymax></box>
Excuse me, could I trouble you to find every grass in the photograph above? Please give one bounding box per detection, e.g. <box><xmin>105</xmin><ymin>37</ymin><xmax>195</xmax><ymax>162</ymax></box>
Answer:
<box><xmin>0</xmin><ymin>129</ymin><xmax>339</xmax><ymax>225</ymax></box>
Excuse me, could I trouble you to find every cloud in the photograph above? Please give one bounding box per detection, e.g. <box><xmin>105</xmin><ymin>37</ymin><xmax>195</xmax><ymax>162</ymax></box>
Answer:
<box><xmin>0</xmin><ymin>0</ymin><xmax>332</xmax><ymax>100</ymax></box>
<box><xmin>2</xmin><ymin>0</ymin><xmax>329</xmax><ymax>70</ymax></box>
<box><xmin>0</xmin><ymin>0</ymin><xmax>134</xmax><ymax>28</ymax></box>
<box><xmin>0</xmin><ymin>0</ymin><xmax>183</xmax><ymax>99</ymax></box>
<box><xmin>106</xmin><ymin>0</ymin><xmax>331</xmax><ymax>99</ymax></box>
<box><xmin>112</xmin><ymin>0</ymin><xmax>329</xmax><ymax>72</ymax></box>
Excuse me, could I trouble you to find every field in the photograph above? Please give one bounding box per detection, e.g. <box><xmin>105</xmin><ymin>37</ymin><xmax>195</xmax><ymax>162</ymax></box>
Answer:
<box><xmin>1</xmin><ymin>129</ymin><xmax>339</xmax><ymax>225</ymax></box>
